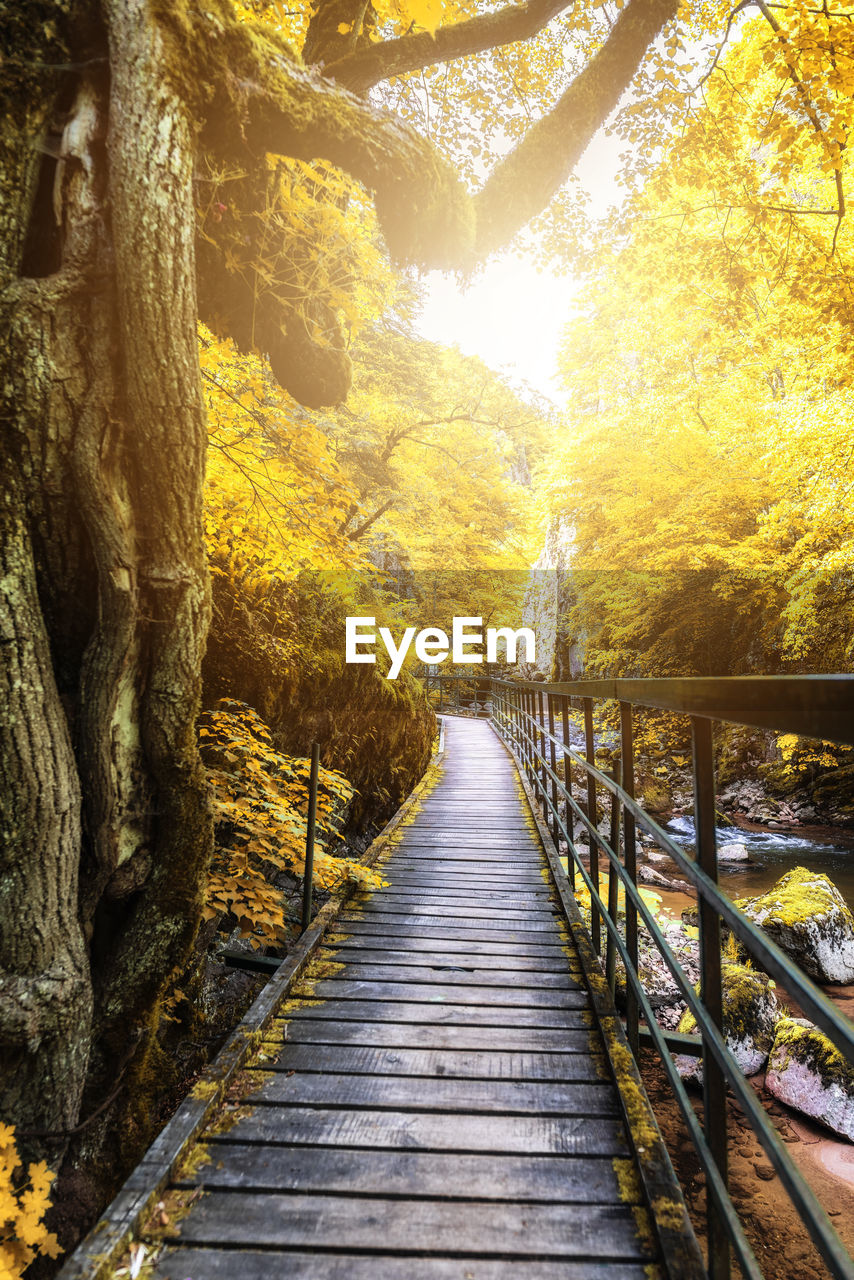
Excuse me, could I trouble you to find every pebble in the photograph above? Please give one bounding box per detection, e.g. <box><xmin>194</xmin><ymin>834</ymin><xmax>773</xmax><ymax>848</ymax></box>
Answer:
<box><xmin>754</xmin><ymin>1161</ymin><xmax>776</xmax><ymax>1181</ymax></box>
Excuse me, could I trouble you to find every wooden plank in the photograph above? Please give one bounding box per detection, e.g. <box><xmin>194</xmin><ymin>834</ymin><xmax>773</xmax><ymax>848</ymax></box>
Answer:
<box><xmin>215</xmin><ymin>1107</ymin><xmax>629</xmax><ymax>1156</ymax></box>
<box><xmin>154</xmin><ymin>1248</ymin><xmax>654</xmax><ymax>1280</ymax></box>
<box><xmin>348</xmin><ymin>906</ymin><xmax>560</xmax><ymax>926</ymax></box>
<box><xmin>329</xmin><ymin>921</ymin><xmax>570</xmax><ymax>946</ymax></box>
<box><xmin>176</xmin><ymin>1143</ymin><xmax>630</xmax><ymax>1201</ymax></box>
<box><xmin>248</xmin><ymin>1072</ymin><xmax>619</xmax><ymax>1116</ymax></box>
<box><xmin>385</xmin><ymin>851</ymin><xmax>533</xmax><ymax>862</ymax></box>
<box><xmin>393</xmin><ymin>826</ymin><xmax>538</xmax><ymax>837</ymax></box>
<box><xmin>352</xmin><ymin>903</ymin><xmax>558</xmax><ymax>921</ymax></box>
<box><xmin>369</xmin><ymin>897</ymin><xmax>554</xmax><ymax>912</ymax></box>
<box><xmin>325</xmin><ymin>933</ymin><xmax>568</xmax><ymax>958</ymax></box>
<box><xmin>261</xmin><ymin>1043</ymin><xmax>604</xmax><ymax>1080</ymax></box>
<box><xmin>167</xmin><ymin>1191</ymin><xmax>652</xmax><ymax>1259</ymax></box>
<box><xmin>267</xmin><ymin>1020</ymin><xmax>595</xmax><ymax>1053</ymax></box>
<box><xmin>319</xmin><ymin>947</ymin><xmax>579</xmax><ymax>972</ymax></box>
<box><xmin>394</xmin><ymin>832</ymin><xmax>538</xmax><ymax>844</ymax></box>
<box><xmin>380</xmin><ymin>876</ymin><xmax>550</xmax><ymax>890</ymax></box>
<box><xmin>309</xmin><ymin>962</ymin><xmax>580</xmax><ymax>989</ymax></box>
<box><xmin>384</xmin><ymin>847</ymin><xmax>541</xmax><ymax>860</ymax></box>
<box><xmin>378</xmin><ymin>881</ymin><xmax>551</xmax><ymax>896</ymax></box>
<box><xmin>337</xmin><ymin>913</ymin><xmax>563</xmax><ymax>934</ymax></box>
<box><xmin>416</xmin><ymin>804</ymin><xmax>526</xmax><ymax>813</ymax></box>
<box><xmin>291</xmin><ymin>979</ymin><xmax>587</xmax><ymax>1008</ymax></box>
<box><xmin>370</xmin><ymin>885</ymin><xmax>552</xmax><ymax>900</ymax></box>
<box><xmin>279</xmin><ymin>999</ymin><xmax>592</xmax><ymax>1028</ymax></box>
<box><xmin>371</xmin><ymin>890</ymin><xmax>552</xmax><ymax>906</ymax></box>
<box><xmin>401</xmin><ymin>820</ymin><xmax>535</xmax><ymax>830</ymax></box>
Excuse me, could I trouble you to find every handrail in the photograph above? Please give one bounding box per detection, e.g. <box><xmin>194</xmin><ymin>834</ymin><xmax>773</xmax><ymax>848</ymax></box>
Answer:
<box><xmin>423</xmin><ymin>671</ymin><xmax>854</xmax><ymax>1280</ymax></box>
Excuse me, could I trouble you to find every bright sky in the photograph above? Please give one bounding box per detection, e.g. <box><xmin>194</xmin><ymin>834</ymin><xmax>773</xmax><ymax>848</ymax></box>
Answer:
<box><xmin>416</xmin><ymin>128</ymin><xmax>625</xmax><ymax>401</ymax></box>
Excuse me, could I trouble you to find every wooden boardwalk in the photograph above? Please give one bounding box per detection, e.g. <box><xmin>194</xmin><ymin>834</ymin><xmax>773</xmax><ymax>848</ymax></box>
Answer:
<box><xmin>138</xmin><ymin>717</ymin><xmax>665</xmax><ymax>1278</ymax></box>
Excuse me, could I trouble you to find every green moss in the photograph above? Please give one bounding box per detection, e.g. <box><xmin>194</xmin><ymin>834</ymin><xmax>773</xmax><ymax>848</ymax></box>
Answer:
<box><xmin>650</xmin><ymin>1194</ymin><xmax>689</xmax><ymax>1232</ymax></box>
<box><xmin>605</xmin><ymin>1032</ymin><xmax>660</xmax><ymax>1157</ymax></box>
<box><xmin>278</xmin><ymin>996</ymin><xmax>322</xmax><ymax>1013</ymax></box>
<box><xmin>613</xmin><ymin>1157</ymin><xmax>642</xmax><ymax>1204</ymax></box>
<box><xmin>736</xmin><ymin>866</ymin><xmax>848</xmax><ymax>927</ymax></box>
<box><xmin>190</xmin><ymin>1079</ymin><xmax>219</xmax><ymax>1101</ymax></box>
<box><xmin>678</xmin><ymin>962</ymin><xmax>776</xmax><ymax>1044</ymax></box>
<box><xmin>772</xmin><ymin>1016</ymin><xmax>854</xmax><ymax>1092</ymax></box>
<box><xmin>300</xmin><ymin>956</ymin><xmax>345</xmax><ymax>983</ymax></box>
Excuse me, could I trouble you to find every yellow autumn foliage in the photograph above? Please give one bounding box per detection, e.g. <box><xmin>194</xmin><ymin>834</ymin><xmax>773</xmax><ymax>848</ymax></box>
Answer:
<box><xmin>543</xmin><ymin>16</ymin><xmax>854</xmax><ymax>680</ymax></box>
<box><xmin>199</xmin><ymin>700</ymin><xmax>387</xmax><ymax>947</ymax></box>
<box><xmin>0</xmin><ymin>1126</ymin><xmax>61</xmax><ymax>1278</ymax></box>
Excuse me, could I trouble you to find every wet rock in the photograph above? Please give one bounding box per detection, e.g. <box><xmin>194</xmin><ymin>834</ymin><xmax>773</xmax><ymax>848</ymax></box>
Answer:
<box><xmin>637</xmin><ymin>864</ymin><xmax>694</xmax><ymax>893</ymax></box>
<box><xmin>717</xmin><ymin>841</ymin><xmax>751</xmax><ymax>864</ymax></box>
<box><xmin>735</xmin><ymin>867</ymin><xmax>854</xmax><ymax>983</ymax></box>
<box><xmin>766</xmin><ymin>1016</ymin><xmax>854</xmax><ymax>1142</ymax></box>
<box><xmin>675</xmin><ymin>961</ymin><xmax>781</xmax><ymax>1084</ymax></box>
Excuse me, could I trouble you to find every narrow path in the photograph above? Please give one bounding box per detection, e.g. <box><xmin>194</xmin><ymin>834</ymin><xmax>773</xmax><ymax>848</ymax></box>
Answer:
<box><xmin>148</xmin><ymin>716</ymin><xmax>660</xmax><ymax>1278</ymax></box>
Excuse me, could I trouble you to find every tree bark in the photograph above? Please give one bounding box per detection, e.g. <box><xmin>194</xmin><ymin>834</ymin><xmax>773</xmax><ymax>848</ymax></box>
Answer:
<box><xmin>1</xmin><ymin>1</ymin><xmax>211</xmax><ymax>1204</ymax></box>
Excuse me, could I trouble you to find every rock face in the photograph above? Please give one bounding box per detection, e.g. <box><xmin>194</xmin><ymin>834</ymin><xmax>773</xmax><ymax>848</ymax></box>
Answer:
<box><xmin>675</xmin><ymin>962</ymin><xmax>781</xmax><ymax>1083</ymax></box>
<box><xmin>766</xmin><ymin>1017</ymin><xmax>854</xmax><ymax>1142</ymax></box>
<box><xmin>735</xmin><ymin>867</ymin><xmax>854</xmax><ymax>984</ymax></box>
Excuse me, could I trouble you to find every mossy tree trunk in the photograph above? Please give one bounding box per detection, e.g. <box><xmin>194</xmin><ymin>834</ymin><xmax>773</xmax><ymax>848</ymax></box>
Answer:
<box><xmin>0</xmin><ymin>0</ymin><xmax>212</xmax><ymax>1225</ymax></box>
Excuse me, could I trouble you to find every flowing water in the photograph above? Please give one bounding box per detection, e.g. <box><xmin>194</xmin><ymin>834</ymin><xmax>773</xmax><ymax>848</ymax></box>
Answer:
<box><xmin>663</xmin><ymin>814</ymin><xmax>854</xmax><ymax>908</ymax></box>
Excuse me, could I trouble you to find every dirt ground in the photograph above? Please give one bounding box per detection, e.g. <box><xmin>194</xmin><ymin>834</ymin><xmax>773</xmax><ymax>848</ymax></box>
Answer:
<box><xmin>639</xmin><ymin>1047</ymin><xmax>854</xmax><ymax>1278</ymax></box>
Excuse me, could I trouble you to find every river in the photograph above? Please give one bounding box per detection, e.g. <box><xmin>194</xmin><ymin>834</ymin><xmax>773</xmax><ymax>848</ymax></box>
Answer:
<box><xmin>664</xmin><ymin>814</ymin><xmax>854</xmax><ymax>909</ymax></box>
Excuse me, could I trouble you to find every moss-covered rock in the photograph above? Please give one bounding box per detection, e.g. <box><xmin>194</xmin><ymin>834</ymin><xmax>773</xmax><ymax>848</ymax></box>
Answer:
<box><xmin>766</xmin><ymin>1016</ymin><xmax>854</xmax><ymax>1141</ymax></box>
<box><xmin>735</xmin><ymin>867</ymin><xmax>854</xmax><ymax>984</ymax></box>
<box><xmin>674</xmin><ymin>961</ymin><xmax>781</xmax><ymax>1084</ymax></box>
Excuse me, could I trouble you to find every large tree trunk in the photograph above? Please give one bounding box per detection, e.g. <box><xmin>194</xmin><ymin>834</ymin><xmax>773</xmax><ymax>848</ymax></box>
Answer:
<box><xmin>0</xmin><ymin>0</ymin><xmax>212</xmax><ymax>1225</ymax></box>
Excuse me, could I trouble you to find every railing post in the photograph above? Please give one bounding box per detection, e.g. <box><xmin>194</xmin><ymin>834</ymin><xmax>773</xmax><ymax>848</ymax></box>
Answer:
<box><xmin>560</xmin><ymin>695</ymin><xmax>575</xmax><ymax>889</ymax></box>
<box><xmin>536</xmin><ymin>687</ymin><xmax>548</xmax><ymax>817</ymax></box>
<box><xmin>301</xmin><ymin>741</ymin><xmax>321</xmax><ymax>934</ymax></box>
<box><xmin>547</xmin><ymin>693</ymin><xmax>559</xmax><ymax>850</ymax></box>
<box><xmin>605</xmin><ymin>760</ymin><xmax>621</xmax><ymax>998</ymax></box>
<box><xmin>693</xmin><ymin>714</ymin><xmax>730</xmax><ymax>1280</ymax></box>
<box><xmin>583</xmin><ymin>696</ymin><xmax>600</xmax><ymax>954</ymax></box>
<box><xmin>620</xmin><ymin>700</ymin><xmax>639</xmax><ymax>1058</ymax></box>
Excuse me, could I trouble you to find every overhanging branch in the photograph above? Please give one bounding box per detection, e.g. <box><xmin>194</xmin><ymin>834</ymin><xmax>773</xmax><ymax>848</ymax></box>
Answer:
<box><xmin>473</xmin><ymin>0</ymin><xmax>680</xmax><ymax>255</ymax></box>
<box><xmin>325</xmin><ymin>0</ymin><xmax>574</xmax><ymax>93</ymax></box>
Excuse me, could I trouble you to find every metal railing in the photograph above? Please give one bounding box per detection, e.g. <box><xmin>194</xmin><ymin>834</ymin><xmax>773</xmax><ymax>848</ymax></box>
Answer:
<box><xmin>429</xmin><ymin>672</ymin><xmax>854</xmax><ymax>1280</ymax></box>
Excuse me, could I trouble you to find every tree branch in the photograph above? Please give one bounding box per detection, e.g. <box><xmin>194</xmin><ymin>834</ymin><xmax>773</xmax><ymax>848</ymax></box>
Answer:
<box><xmin>240</xmin><ymin>54</ymin><xmax>476</xmax><ymax>269</ymax></box>
<box><xmin>346</xmin><ymin>497</ymin><xmax>396</xmax><ymax>540</ymax></box>
<box><xmin>473</xmin><ymin>0</ymin><xmax>680</xmax><ymax>255</ymax></box>
<box><xmin>753</xmin><ymin>0</ymin><xmax>845</xmax><ymax>248</ymax></box>
<box><xmin>325</xmin><ymin>0</ymin><xmax>574</xmax><ymax>93</ymax></box>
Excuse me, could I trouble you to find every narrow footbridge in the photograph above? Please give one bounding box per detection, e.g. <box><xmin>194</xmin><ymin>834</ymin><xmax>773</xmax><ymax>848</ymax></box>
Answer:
<box><xmin>63</xmin><ymin>715</ymin><xmax>694</xmax><ymax>1279</ymax></box>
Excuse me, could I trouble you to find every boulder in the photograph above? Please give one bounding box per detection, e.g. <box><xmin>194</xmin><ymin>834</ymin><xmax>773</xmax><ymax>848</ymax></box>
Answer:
<box><xmin>674</xmin><ymin>961</ymin><xmax>781</xmax><ymax>1083</ymax></box>
<box><xmin>718</xmin><ymin>841</ymin><xmax>751</xmax><ymax>864</ymax></box>
<box><xmin>637</xmin><ymin>864</ymin><xmax>694</xmax><ymax>893</ymax></box>
<box><xmin>766</xmin><ymin>1017</ymin><xmax>854</xmax><ymax>1141</ymax></box>
<box><xmin>735</xmin><ymin>867</ymin><xmax>854</xmax><ymax>984</ymax></box>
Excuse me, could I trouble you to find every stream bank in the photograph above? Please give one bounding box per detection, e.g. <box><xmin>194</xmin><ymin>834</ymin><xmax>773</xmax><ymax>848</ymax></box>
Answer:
<box><xmin>641</xmin><ymin>1047</ymin><xmax>854</xmax><ymax>1280</ymax></box>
